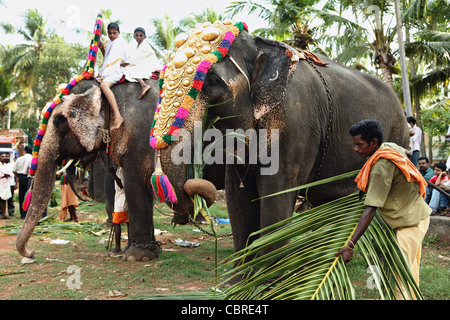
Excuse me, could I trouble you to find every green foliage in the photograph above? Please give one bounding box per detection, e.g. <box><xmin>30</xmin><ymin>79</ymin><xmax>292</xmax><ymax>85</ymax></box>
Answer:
<box><xmin>221</xmin><ymin>174</ymin><xmax>423</xmax><ymax>300</ymax></box>
<box><xmin>31</xmin><ymin>34</ymin><xmax>86</xmax><ymax>108</ymax></box>
<box><xmin>421</xmin><ymin>97</ymin><xmax>450</xmax><ymax>137</ymax></box>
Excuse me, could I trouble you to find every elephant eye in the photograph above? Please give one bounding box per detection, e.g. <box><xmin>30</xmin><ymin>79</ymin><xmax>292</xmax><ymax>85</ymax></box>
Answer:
<box><xmin>202</xmin><ymin>73</ymin><xmax>228</xmax><ymax>102</ymax></box>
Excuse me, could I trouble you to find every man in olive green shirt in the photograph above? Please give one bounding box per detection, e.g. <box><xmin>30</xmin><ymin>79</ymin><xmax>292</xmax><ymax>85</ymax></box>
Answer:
<box><xmin>337</xmin><ymin>119</ymin><xmax>431</xmax><ymax>298</ymax></box>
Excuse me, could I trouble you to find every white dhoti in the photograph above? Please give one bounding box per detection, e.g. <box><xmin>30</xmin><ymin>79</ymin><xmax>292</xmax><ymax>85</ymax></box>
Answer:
<box><xmin>124</xmin><ymin>40</ymin><xmax>161</xmax><ymax>82</ymax></box>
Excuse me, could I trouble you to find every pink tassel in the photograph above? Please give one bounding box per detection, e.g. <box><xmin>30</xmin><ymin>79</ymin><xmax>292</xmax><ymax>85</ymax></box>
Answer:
<box><xmin>150</xmin><ymin>150</ymin><xmax>177</xmax><ymax>203</ymax></box>
<box><xmin>23</xmin><ymin>191</ymin><xmax>32</xmax><ymax>211</ymax></box>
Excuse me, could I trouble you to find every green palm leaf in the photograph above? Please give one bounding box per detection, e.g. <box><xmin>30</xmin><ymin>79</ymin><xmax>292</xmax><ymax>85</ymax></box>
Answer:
<box><xmin>220</xmin><ymin>172</ymin><xmax>423</xmax><ymax>300</ymax></box>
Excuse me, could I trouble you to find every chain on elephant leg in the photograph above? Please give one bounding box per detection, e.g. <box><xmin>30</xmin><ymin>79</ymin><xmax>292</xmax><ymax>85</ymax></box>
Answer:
<box><xmin>123</xmin><ymin>241</ymin><xmax>162</xmax><ymax>262</ymax></box>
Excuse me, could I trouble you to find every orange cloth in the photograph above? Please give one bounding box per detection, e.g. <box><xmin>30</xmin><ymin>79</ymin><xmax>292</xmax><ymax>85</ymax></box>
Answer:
<box><xmin>355</xmin><ymin>148</ymin><xmax>427</xmax><ymax>198</ymax></box>
<box><xmin>112</xmin><ymin>211</ymin><xmax>129</xmax><ymax>224</ymax></box>
<box><xmin>60</xmin><ymin>183</ymin><xmax>79</xmax><ymax>220</ymax></box>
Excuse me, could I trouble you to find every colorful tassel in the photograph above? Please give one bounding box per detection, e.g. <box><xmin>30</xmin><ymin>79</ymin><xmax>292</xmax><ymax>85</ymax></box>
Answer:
<box><xmin>23</xmin><ymin>180</ymin><xmax>34</xmax><ymax>212</ymax></box>
<box><xmin>23</xmin><ymin>191</ymin><xmax>32</xmax><ymax>212</ymax></box>
<box><xmin>151</xmin><ymin>150</ymin><xmax>178</xmax><ymax>203</ymax></box>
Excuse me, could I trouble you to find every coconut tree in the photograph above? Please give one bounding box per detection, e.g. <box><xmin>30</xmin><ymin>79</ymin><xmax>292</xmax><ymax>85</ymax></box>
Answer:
<box><xmin>149</xmin><ymin>14</ymin><xmax>185</xmax><ymax>64</ymax></box>
<box><xmin>6</xmin><ymin>9</ymin><xmax>49</xmax><ymax>92</ymax></box>
<box><xmin>226</xmin><ymin>0</ymin><xmax>323</xmax><ymax>50</ymax></box>
<box><xmin>0</xmin><ymin>45</ymin><xmax>21</xmax><ymax>128</ymax></box>
<box><xmin>403</xmin><ymin>0</ymin><xmax>450</xmax><ymax>159</ymax></box>
<box><xmin>180</xmin><ymin>7</ymin><xmax>226</xmax><ymax>29</ymax></box>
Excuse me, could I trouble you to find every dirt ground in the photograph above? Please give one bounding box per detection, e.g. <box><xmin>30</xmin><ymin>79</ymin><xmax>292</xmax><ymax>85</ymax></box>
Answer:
<box><xmin>0</xmin><ymin>210</ymin><xmax>234</xmax><ymax>300</ymax></box>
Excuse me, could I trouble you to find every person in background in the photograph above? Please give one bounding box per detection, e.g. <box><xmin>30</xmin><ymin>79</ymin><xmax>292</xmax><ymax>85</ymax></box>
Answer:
<box><xmin>407</xmin><ymin>116</ymin><xmax>422</xmax><ymax>167</ymax></box>
<box><xmin>13</xmin><ymin>146</ymin><xmax>32</xmax><ymax>219</ymax></box>
<box><xmin>0</xmin><ymin>152</ymin><xmax>17</xmax><ymax>217</ymax></box>
<box><xmin>0</xmin><ymin>152</ymin><xmax>13</xmax><ymax>219</ymax></box>
<box><xmin>336</xmin><ymin>119</ymin><xmax>430</xmax><ymax>299</ymax></box>
<box><xmin>418</xmin><ymin>156</ymin><xmax>434</xmax><ymax>180</ymax></box>
<box><xmin>437</xmin><ymin>175</ymin><xmax>450</xmax><ymax>217</ymax></box>
<box><xmin>427</xmin><ymin>162</ymin><xmax>449</xmax><ymax>215</ymax></box>
<box><xmin>59</xmin><ymin>169</ymin><xmax>79</xmax><ymax>222</ymax></box>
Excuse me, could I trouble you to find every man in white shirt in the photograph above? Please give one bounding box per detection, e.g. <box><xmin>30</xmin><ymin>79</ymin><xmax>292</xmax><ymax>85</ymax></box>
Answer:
<box><xmin>407</xmin><ymin>116</ymin><xmax>422</xmax><ymax>167</ymax></box>
<box><xmin>13</xmin><ymin>146</ymin><xmax>32</xmax><ymax>219</ymax></box>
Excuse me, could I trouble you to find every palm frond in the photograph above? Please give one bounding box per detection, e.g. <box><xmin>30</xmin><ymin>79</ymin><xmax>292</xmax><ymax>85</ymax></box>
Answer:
<box><xmin>220</xmin><ymin>172</ymin><xmax>423</xmax><ymax>300</ymax></box>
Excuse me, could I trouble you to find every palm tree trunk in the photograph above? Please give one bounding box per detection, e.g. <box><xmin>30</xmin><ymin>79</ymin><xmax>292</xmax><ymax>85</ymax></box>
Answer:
<box><xmin>380</xmin><ymin>62</ymin><xmax>394</xmax><ymax>89</ymax></box>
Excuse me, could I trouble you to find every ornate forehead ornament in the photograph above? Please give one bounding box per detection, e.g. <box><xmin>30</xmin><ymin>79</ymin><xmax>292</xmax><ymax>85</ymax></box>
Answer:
<box><xmin>150</xmin><ymin>21</ymin><xmax>248</xmax><ymax>150</ymax></box>
<box><xmin>149</xmin><ymin>21</ymin><xmax>248</xmax><ymax>204</ymax></box>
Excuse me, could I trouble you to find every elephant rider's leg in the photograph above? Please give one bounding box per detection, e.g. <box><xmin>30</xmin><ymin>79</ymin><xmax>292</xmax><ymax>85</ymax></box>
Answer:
<box><xmin>136</xmin><ymin>79</ymin><xmax>151</xmax><ymax>99</ymax></box>
<box><xmin>100</xmin><ymin>81</ymin><xmax>124</xmax><ymax>130</ymax></box>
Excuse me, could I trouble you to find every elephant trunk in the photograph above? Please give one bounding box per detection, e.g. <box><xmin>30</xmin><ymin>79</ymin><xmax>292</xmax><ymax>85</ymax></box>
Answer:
<box><xmin>16</xmin><ymin>130</ymin><xmax>60</xmax><ymax>258</ymax></box>
<box><xmin>183</xmin><ymin>178</ymin><xmax>217</xmax><ymax>207</ymax></box>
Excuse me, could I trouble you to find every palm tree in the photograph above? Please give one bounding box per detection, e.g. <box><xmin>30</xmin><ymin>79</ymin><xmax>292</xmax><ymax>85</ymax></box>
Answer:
<box><xmin>149</xmin><ymin>14</ymin><xmax>185</xmax><ymax>64</ymax></box>
<box><xmin>0</xmin><ymin>45</ymin><xmax>21</xmax><ymax>128</ymax></box>
<box><xmin>226</xmin><ymin>0</ymin><xmax>322</xmax><ymax>50</ymax></box>
<box><xmin>403</xmin><ymin>0</ymin><xmax>450</xmax><ymax>160</ymax></box>
<box><xmin>314</xmin><ymin>0</ymin><xmax>401</xmax><ymax>88</ymax></box>
<box><xmin>6</xmin><ymin>9</ymin><xmax>49</xmax><ymax>93</ymax></box>
<box><xmin>404</xmin><ymin>0</ymin><xmax>450</xmax><ymax>100</ymax></box>
<box><xmin>180</xmin><ymin>7</ymin><xmax>225</xmax><ymax>29</ymax></box>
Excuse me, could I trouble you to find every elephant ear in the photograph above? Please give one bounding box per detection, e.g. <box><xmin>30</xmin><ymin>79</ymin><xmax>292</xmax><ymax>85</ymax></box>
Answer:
<box><xmin>62</xmin><ymin>86</ymin><xmax>104</xmax><ymax>152</ymax></box>
<box><xmin>251</xmin><ymin>37</ymin><xmax>300</xmax><ymax>120</ymax></box>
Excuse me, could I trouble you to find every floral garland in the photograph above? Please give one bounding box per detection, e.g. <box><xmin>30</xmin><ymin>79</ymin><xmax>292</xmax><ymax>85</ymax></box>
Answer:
<box><xmin>23</xmin><ymin>14</ymin><xmax>102</xmax><ymax>212</ymax></box>
<box><xmin>149</xmin><ymin>21</ymin><xmax>248</xmax><ymax>203</ymax></box>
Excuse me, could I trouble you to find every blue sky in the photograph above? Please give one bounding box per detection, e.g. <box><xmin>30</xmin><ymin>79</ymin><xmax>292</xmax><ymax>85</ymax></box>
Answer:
<box><xmin>0</xmin><ymin>0</ymin><xmax>268</xmax><ymax>45</ymax></box>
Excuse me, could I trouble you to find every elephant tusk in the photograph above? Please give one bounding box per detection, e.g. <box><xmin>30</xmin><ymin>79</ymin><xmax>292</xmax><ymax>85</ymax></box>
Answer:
<box><xmin>56</xmin><ymin>159</ymin><xmax>75</xmax><ymax>175</ymax></box>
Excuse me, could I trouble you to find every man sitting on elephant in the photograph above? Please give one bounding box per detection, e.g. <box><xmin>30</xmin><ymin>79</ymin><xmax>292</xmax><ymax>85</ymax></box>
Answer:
<box><xmin>98</xmin><ymin>22</ymin><xmax>127</xmax><ymax>130</ymax></box>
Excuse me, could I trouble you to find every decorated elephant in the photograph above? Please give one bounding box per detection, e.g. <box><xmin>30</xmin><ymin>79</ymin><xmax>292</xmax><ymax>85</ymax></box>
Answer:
<box><xmin>149</xmin><ymin>21</ymin><xmax>410</xmax><ymax>255</ymax></box>
<box><xmin>16</xmin><ymin>78</ymin><xmax>162</xmax><ymax>261</ymax></box>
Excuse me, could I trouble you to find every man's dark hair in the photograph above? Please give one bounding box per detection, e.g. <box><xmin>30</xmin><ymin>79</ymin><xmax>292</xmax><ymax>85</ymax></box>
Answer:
<box><xmin>406</xmin><ymin>116</ymin><xmax>416</xmax><ymax>125</ymax></box>
<box><xmin>349</xmin><ymin>119</ymin><xmax>384</xmax><ymax>145</ymax></box>
<box><xmin>418</xmin><ymin>156</ymin><xmax>429</xmax><ymax>163</ymax></box>
<box><xmin>435</xmin><ymin>162</ymin><xmax>447</xmax><ymax>171</ymax></box>
<box><xmin>108</xmin><ymin>22</ymin><xmax>120</xmax><ymax>32</ymax></box>
<box><xmin>134</xmin><ymin>27</ymin><xmax>146</xmax><ymax>35</ymax></box>
<box><xmin>24</xmin><ymin>146</ymin><xmax>32</xmax><ymax>154</ymax></box>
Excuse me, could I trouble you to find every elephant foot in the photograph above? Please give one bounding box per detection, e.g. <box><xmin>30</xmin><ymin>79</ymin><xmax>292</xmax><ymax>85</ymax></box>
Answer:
<box><xmin>123</xmin><ymin>241</ymin><xmax>162</xmax><ymax>262</ymax></box>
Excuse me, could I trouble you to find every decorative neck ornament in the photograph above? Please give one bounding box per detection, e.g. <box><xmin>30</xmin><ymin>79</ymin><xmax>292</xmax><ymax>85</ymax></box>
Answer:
<box><xmin>24</xmin><ymin>14</ymin><xmax>102</xmax><ymax>212</ymax></box>
<box><xmin>149</xmin><ymin>21</ymin><xmax>248</xmax><ymax>203</ymax></box>
<box><xmin>150</xmin><ymin>21</ymin><xmax>248</xmax><ymax>149</ymax></box>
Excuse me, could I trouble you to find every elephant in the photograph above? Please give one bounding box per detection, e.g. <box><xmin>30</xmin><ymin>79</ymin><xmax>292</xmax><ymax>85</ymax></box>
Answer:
<box><xmin>151</xmin><ymin>22</ymin><xmax>411</xmax><ymax>257</ymax></box>
<box><xmin>16</xmin><ymin>78</ymin><xmax>163</xmax><ymax>261</ymax></box>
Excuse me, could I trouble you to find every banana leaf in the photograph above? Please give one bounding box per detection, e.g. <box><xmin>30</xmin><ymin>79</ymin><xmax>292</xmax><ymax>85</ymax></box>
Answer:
<box><xmin>220</xmin><ymin>171</ymin><xmax>423</xmax><ymax>300</ymax></box>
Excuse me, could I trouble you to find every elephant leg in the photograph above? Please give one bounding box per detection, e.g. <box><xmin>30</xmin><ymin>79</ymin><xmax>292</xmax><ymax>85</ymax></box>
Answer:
<box><xmin>225</xmin><ymin>165</ymin><xmax>260</xmax><ymax>256</ymax></box>
<box><xmin>121</xmin><ymin>170</ymin><xmax>160</xmax><ymax>262</ymax></box>
<box><xmin>258</xmin><ymin>178</ymin><xmax>298</xmax><ymax>256</ymax></box>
